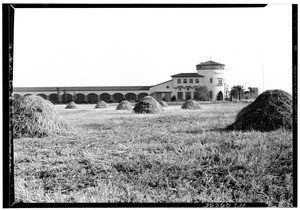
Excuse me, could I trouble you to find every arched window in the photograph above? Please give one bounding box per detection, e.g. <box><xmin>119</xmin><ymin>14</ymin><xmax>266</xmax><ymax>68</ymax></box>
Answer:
<box><xmin>75</xmin><ymin>93</ymin><xmax>85</xmax><ymax>103</ymax></box>
<box><xmin>138</xmin><ymin>93</ymin><xmax>148</xmax><ymax>101</ymax></box>
<box><xmin>87</xmin><ymin>93</ymin><xmax>98</xmax><ymax>103</ymax></box>
<box><xmin>113</xmin><ymin>93</ymin><xmax>124</xmax><ymax>102</ymax></box>
<box><xmin>100</xmin><ymin>93</ymin><xmax>111</xmax><ymax>102</ymax></box>
<box><xmin>49</xmin><ymin>94</ymin><xmax>58</xmax><ymax>103</ymax></box>
<box><xmin>62</xmin><ymin>93</ymin><xmax>73</xmax><ymax>103</ymax></box>
<box><xmin>37</xmin><ymin>94</ymin><xmax>47</xmax><ymax>100</ymax></box>
<box><xmin>125</xmin><ymin>93</ymin><xmax>136</xmax><ymax>102</ymax></box>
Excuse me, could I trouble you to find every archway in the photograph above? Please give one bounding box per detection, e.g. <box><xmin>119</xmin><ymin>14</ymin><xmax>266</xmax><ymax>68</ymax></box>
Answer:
<box><xmin>138</xmin><ymin>93</ymin><xmax>148</xmax><ymax>101</ymax></box>
<box><xmin>113</xmin><ymin>93</ymin><xmax>124</xmax><ymax>102</ymax></box>
<box><xmin>49</xmin><ymin>94</ymin><xmax>58</xmax><ymax>103</ymax></box>
<box><xmin>216</xmin><ymin>91</ymin><xmax>223</xmax><ymax>101</ymax></box>
<box><xmin>75</xmin><ymin>93</ymin><xmax>85</xmax><ymax>103</ymax></box>
<box><xmin>62</xmin><ymin>93</ymin><xmax>73</xmax><ymax>103</ymax></box>
<box><xmin>125</xmin><ymin>93</ymin><xmax>136</xmax><ymax>102</ymax></box>
<box><xmin>37</xmin><ymin>94</ymin><xmax>47</xmax><ymax>100</ymax></box>
<box><xmin>87</xmin><ymin>93</ymin><xmax>98</xmax><ymax>103</ymax></box>
<box><xmin>100</xmin><ymin>93</ymin><xmax>111</xmax><ymax>102</ymax></box>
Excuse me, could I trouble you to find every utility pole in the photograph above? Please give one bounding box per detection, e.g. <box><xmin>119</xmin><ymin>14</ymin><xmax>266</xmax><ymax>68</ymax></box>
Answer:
<box><xmin>262</xmin><ymin>63</ymin><xmax>264</xmax><ymax>92</ymax></box>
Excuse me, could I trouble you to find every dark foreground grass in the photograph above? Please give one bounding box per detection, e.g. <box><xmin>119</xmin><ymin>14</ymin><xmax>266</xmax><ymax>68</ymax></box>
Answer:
<box><xmin>14</xmin><ymin>103</ymin><xmax>293</xmax><ymax>206</ymax></box>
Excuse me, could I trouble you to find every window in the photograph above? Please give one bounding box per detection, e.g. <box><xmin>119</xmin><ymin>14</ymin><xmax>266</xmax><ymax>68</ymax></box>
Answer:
<box><xmin>210</xmin><ymin>78</ymin><xmax>213</xmax><ymax>83</ymax></box>
<box><xmin>183</xmin><ymin>79</ymin><xmax>187</xmax><ymax>84</ymax></box>
<box><xmin>195</xmin><ymin>79</ymin><xmax>199</xmax><ymax>83</ymax></box>
<box><xmin>187</xmin><ymin>88</ymin><xmax>190</xmax><ymax>91</ymax></box>
<box><xmin>189</xmin><ymin>79</ymin><xmax>193</xmax><ymax>83</ymax></box>
<box><xmin>166</xmin><ymin>86</ymin><xmax>169</xmax><ymax>89</ymax></box>
<box><xmin>218</xmin><ymin>78</ymin><xmax>223</xmax><ymax>86</ymax></box>
<box><xmin>177</xmin><ymin>79</ymin><xmax>181</xmax><ymax>84</ymax></box>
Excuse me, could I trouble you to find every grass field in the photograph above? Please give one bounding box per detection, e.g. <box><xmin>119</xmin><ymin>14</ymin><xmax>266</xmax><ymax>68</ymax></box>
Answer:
<box><xmin>13</xmin><ymin>102</ymin><xmax>293</xmax><ymax>206</ymax></box>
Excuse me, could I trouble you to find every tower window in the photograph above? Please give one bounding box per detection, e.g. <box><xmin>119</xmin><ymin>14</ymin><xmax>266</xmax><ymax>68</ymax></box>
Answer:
<box><xmin>195</xmin><ymin>79</ymin><xmax>199</xmax><ymax>83</ymax></box>
<box><xmin>189</xmin><ymin>79</ymin><xmax>193</xmax><ymax>83</ymax></box>
<box><xmin>177</xmin><ymin>79</ymin><xmax>181</xmax><ymax>84</ymax></box>
<box><xmin>210</xmin><ymin>78</ymin><xmax>213</xmax><ymax>83</ymax></box>
<box><xmin>217</xmin><ymin>78</ymin><xmax>223</xmax><ymax>86</ymax></box>
<box><xmin>183</xmin><ymin>79</ymin><xmax>187</xmax><ymax>84</ymax></box>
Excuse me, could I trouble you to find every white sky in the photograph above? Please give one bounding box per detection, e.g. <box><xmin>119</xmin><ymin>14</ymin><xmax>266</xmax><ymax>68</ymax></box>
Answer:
<box><xmin>13</xmin><ymin>5</ymin><xmax>293</xmax><ymax>93</ymax></box>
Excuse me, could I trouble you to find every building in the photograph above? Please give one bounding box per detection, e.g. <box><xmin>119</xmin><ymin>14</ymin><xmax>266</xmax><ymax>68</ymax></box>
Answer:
<box><xmin>13</xmin><ymin>60</ymin><xmax>226</xmax><ymax>103</ymax></box>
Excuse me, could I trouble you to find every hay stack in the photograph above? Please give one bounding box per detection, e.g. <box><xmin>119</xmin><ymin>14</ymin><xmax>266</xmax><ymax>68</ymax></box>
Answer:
<box><xmin>181</xmin><ymin>99</ymin><xmax>201</xmax><ymax>109</ymax></box>
<box><xmin>226</xmin><ymin>89</ymin><xmax>292</xmax><ymax>132</ymax></box>
<box><xmin>95</xmin><ymin>101</ymin><xmax>109</xmax><ymax>109</ymax></box>
<box><xmin>159</xmin><ymin>101</ymin><xmax>168</xmax><ymax>107</ymax></box>
<box><xmin>65</xmin><ymin>101</ymin><xmax>78</xmax><ymax>109</ymax></box>
<box><xmin>116</xmin><ymin>100</ymin><xmax>132</xmax><ymax>110</ymax></box>
<box><xmin>133</xmin><ymin>96</ymin><xmax>163</xmax><ymax>114</ymax></box>
<box><xmin>12</xmin><ymin>95</ymin><xmax>70</xmax><ymax>138</ymax></box>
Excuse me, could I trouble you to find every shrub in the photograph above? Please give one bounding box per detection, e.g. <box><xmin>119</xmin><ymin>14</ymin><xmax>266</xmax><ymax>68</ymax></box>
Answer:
<box><xmin>194</xmin><ymin>86</ymin><xmax>210</xmax><ymax>101</ymax></box>
<box><xmin>171</xmin><ymin>95</ymin><xmax>176</xmax><ymax>102</ymax></box>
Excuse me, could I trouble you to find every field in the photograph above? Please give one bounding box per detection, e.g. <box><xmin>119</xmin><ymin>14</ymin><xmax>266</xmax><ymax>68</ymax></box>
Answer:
<box><xmin>13</xmin><ymin>102</ymin><xmax>293</xmax><ymax>206</ymax></box>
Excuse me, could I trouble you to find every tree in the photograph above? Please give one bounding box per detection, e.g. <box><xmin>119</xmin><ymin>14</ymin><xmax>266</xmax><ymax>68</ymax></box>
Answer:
<box><xmin>171</xmin><ymin>95</ymin><xmax>176</xmax><ymax>102</ymax></box>
<box><xmin>248</xmin><ymin>87</ymin><xmax>254</xmax><ymax>99</ymax></box>
<box><xmin>195</xmin><ymin>86</ymin><xmax>210</xmax><ymax>101</ymax></box>
<box><xmin>231</xmin><ymin>85</ymin><xmax>245</xmax><ymax>101</ymax></box>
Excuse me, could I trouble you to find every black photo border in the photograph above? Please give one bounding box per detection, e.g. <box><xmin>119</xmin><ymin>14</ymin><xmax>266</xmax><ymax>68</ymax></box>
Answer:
<box><xmin>2</xmin><ymin>3</ymin><xmax>297</xmax><ymax>208</ymax></box>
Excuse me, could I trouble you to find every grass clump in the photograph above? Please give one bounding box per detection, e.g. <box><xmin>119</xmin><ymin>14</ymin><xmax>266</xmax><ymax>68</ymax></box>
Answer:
<box><xmin>133</xmin><ymin>96</ymin><xmax>163</xmax><ymax>114</ymax></box>
<box><xmin>181</xmin><ymin>99</ymin><xmax>201</xmax><ymax>110</ymax></box>
<box><xmin>12</xmin><ymin>95</ymin><xmax>70</xmax><ymax>138</ymax></box>
<box><xmin>95</xmin><ymin>101</ymin><xmax>109</xmax><ymax>109</ymax></box>
<box><xmin>159</xmin><ymin>101</ymin><xmax>168</xmax><ymax>107</ymax></box>
<box><xmin>65</xmin><ymin>102</ymin><xmax>78</xmax><ymax>109</ymax></box>
<box><xmin>226</xmin><ymin>89</ymin><xmax>292</xmax><ymax>132</ymax></box>
<box><xmin>116</xmin><ymin>100</ymin><xmax>132</xmax><ymax>110</ymax></box>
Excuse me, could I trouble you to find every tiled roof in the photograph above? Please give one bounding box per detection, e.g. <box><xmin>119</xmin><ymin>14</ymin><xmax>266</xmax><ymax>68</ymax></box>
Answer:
<box><xmin>196</xmin><ymin>60</ymin><xmax>225</xmax><ymax>66</ymax></box>
<box><xmin>13</xmin><ymin>86</ymin><xmax>151</xmax><ymax>92</ymax></box>
<box><xmin>151</xmin><ymin>80</ymin><xmax>172</xmax><ymax>87</ymax></box>
<box><xmin>171</xmin><ymin>73</ymin><xmax>205</xmax><ymax>77</ymax></box>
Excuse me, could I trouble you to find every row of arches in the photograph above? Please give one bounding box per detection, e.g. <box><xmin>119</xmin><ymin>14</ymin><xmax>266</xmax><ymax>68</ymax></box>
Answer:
<box><xmin>13</xmin><ymin>92</ymin><xmax>149</xmax><ymax>104</ymax></box>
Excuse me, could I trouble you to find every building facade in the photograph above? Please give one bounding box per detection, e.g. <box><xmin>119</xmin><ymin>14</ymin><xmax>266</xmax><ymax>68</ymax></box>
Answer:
<box><xmin>13</xmin><ymin>60</ymin><xmax>227</xmax><ymax>103</ymax></box>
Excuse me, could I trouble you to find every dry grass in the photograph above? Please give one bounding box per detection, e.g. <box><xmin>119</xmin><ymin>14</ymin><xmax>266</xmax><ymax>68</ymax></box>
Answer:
<box><xmin>182</xmin><ymin>99</ymin><xmax>201</xmax><ymax>110</ymax></box>
<box><xmin>65</xmin><ymin>102</ymin><xmax>78</xmax><ymax>109</ymax></box>
<box><xmin>116</xmin><ymin>100</ymin><xmax>132</xmax><ymax>110</ymax></box>
<box><xmin>95</xmin><ymin>101</ymin><xmax>109</xmax><ymax>109</ymax></box>
<box><xmin>133</xmin><ymin>96</ymin><xmax>163</xmax><ymax>114</ymax></box>
<box><xmin>227</xmin><ymin>89</ymin><xmax>292</xmax><ymax>132</ymax></box>
<box><xmin>159</xmin><ymin>101</ymin><xmax>168</xmax><ymax>107</ymax></box>
<box><xmin>13</xmin><ymin>102</ymin><xmax>293</xmax><ymax>206</ymax></box>
<box><xmin>12</xmin><ymin>95</ymin><xmax>71</xmax><ymax>138</ymax></box>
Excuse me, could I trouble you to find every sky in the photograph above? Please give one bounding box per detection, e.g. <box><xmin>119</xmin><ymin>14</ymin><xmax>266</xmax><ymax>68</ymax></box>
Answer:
<box><xmin>13</xmin><ymin>5</ymin><xmax>293</xmax><ymax>93</ymax></box>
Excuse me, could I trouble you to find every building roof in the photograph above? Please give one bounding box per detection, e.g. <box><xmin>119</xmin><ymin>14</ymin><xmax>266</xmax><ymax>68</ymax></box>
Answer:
<box><xmin>13</xmin><ymin>86</ymin><xmax>151</xmax><ymax>92</ymax></box>
<box><xmin>151</xmin><ymin>80</ymin><xmax>172</xmax><ymax>88</ymax></box>
<box><xmin>196</xmin><ymin>60</ymin><xmax>225</xmax><ymax>66</ymax></box>
<box><xmin>171</xmin><ymin>73</ymin><xmax>205</xmax><ymax>78</ymax></box>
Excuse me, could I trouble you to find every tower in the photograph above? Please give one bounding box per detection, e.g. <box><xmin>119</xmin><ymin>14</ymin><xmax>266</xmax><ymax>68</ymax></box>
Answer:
<box><xmin>196</xmin><ymin>60</ymin><xmax>225</xmax><ymax>101</ymax></box>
